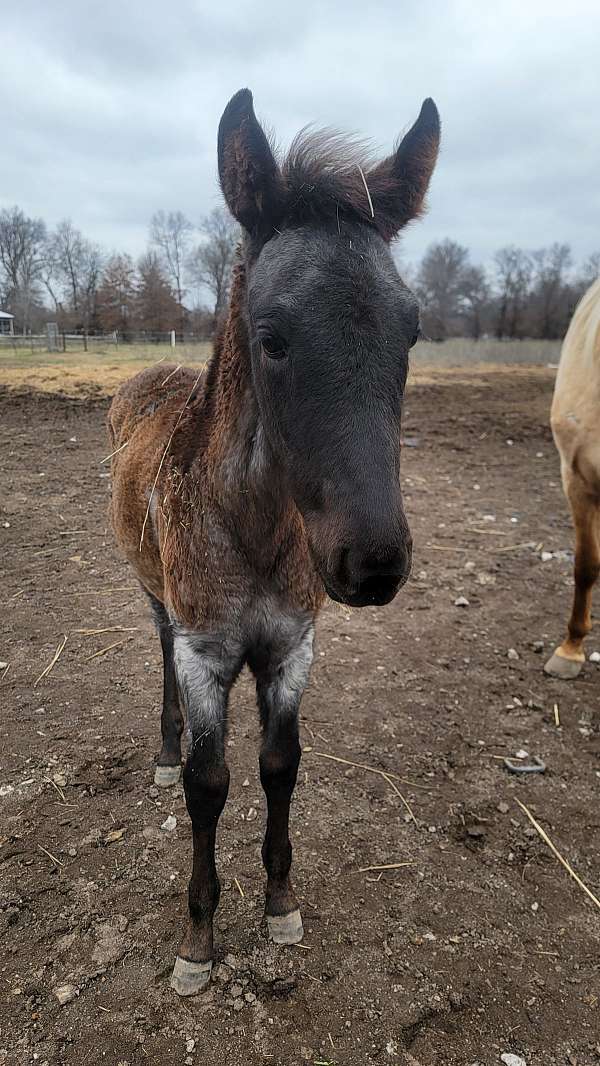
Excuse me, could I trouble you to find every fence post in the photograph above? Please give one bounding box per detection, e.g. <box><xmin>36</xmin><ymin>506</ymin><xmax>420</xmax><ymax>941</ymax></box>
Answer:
<box><xmin>84</xmin><ymin>332</ymin><xmax>88</xmax><ymax>353</ymax></box>
<box><xmin>62</xmin><ymin>332</ymin><xmax>66</xmax><ymax>352</ymax></box>
<box><xmin>170</xmin><ymin>330</ymin><xmax>176</xmax><ymax>349</ymax></box>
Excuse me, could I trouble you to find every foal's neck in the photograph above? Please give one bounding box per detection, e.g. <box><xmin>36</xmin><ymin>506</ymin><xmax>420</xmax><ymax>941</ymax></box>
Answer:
<box><xmin>203</xmin><ymin>259</ymin><xmax>284</xmax><ymax>508</ymax></box>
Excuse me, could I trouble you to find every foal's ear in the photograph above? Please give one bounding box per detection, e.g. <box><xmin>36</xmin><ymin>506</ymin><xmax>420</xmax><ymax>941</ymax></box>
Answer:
<box><xmin>367</xmin><ymin>99</ymin><xmax>441</xmax><ymax>240</ymax></box>
<box><xmin>218</xmin><ymin>89</ymin><xmax>285</xmax><ymax>239</ymax></box>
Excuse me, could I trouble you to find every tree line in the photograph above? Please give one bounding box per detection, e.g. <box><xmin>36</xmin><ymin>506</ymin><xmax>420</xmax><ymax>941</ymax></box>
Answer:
<box><xmin>1</xmin><ymin>202</ymin><xmax>598</xmax><ymax>340</ymax></box>
<box><xmin>407</xmin><ymin>240</ymin><xmax>600</xmax><ymax>341</ymax></box>
<box><xmin>0</xmin><ymin>206</ymin><xmax>238</xmax><ymax>336</ymax></box>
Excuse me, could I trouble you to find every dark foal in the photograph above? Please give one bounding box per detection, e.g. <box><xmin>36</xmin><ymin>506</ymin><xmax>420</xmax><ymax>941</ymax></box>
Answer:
<box><xmin>108</xmin><ymin>88</ymin><xmax>440</xmax><ymax>995</ymax></box>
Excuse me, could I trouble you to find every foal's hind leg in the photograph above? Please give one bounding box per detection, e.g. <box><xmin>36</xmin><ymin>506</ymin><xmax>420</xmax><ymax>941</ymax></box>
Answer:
<box><xmin>545</xmin><ymin>478</ymin><xmax>600</xmax><ymax>679</ymax></box>
<box><xmin>254</xmin><ymin>625</ymin><xmax>314</xmax><ymax>945</ymax></box>
<box><xmin>146</xmin><ymin>592</ymin><xmax>184</xmax><ymax>786</ymax></box>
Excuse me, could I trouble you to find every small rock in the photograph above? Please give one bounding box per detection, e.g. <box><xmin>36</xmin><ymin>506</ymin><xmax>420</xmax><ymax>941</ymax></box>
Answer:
<box><xmin>501</xmin><ymin>1055</ymin><xmax>527</xmax><ymax>1066</ymax></box>
<box><xmin>454</xmin><ymin>596</ymin><xmax>469</xmax><ymax>607</ymax></box>
<box><xmin>224</xmin><ymin>953</ymin><xmax>238</xmax><ymax>969</ymax></box>
<box><xmin>464</xmin><ymin>561</ymin><xmax>476</xmax><ymax>571</ymax></box>
<box><xmin>149</xmin><ymin>786</ymin><xmax>159</xmax><ymax>798</ymax></box>
<box><xmin>515</xmin><ymin>749</ymin><xmax>529</xmax><ymax>759</ymax></box>
<box><xmin>507</xmin><ymin>648</ymin><xmax>519</xmax><ymax>661</ymax></box>
<box><xmin>246</xmin><ymin>806</ymin><xmax>257</xmax><ymax>822</ymax></box>
<box><xmin>244</xmin><ymin>991</ymin><xmax>256</xmax><ymax>1003</ymax></box>
<box><xmin>230</xmin><ymin>983</ymin><xmax>243</xmax><ymax>998</ymax></box>
<box><xmin>0</xmin><ymin>661</ymin><xmax>7</xmax><ymax>669</ymax></box>
<box><xmin>233</xmin><ymin>998</ymin><xmax>244</xmax><ymax>1012</ymax></box>
<box><xmin>242</xmin><ymin>778</ymin><xmax>250</xmax><ymax>787</ymax></box>
<box><xmin>497</xmin><ymin>802</ymin><xmax>509</xmax><ymax>814</ymax></box>
<box><xmin>186</xmin><ymin>1039</ymin><xmax>195</xmax><ymax>1053</ymax></box>
<box><xmin>161</xmin><ymin>815</ymin><xmax>177</xmax><ymax>832</ymax></box>
<box><xmin>104</xmin><ymin>828</ymin><xmax>126</xmax><ymax>844</ymax></box>
<box><xmin>532</xmin><ymin>640</ymin><xmax>544</xmax><ymax>653</ymax></box>
<box><xmin>54</xmin><ymin>983</ymin><xmax>77</xmax><ymax>1006</ymax></box>
<box><xmin>540</xmin><ymin>551</ymin><xmax>553</xmax><ymax>562</ymax></box>
<box><xmin>531</xmin><ymin>901</ymin><xmax>539</xmax><ymax>913</ymax></box>
<box><xmin>589</xmin><ymin>651</ymin><xmax>600</xmax><ymax>663</ymax></box>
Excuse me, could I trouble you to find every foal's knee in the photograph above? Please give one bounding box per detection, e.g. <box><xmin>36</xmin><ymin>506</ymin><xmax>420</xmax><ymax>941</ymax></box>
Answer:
<box><xmin>183</xmin><ymin>761</ymin><xmax>230</xmax><ymax>829</ymax></box>
<box><xmin>574</xmin><ymin>559</ymin><xmax>600</xmax><ymax>590</ymax></box>
<box><xmin>259</xmin><ymin>742</ymin><xmax>301</xmax><ymax>794</ymax></box>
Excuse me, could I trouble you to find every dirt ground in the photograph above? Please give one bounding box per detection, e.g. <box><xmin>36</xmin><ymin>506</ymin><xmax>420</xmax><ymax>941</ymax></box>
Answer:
<box><xmin>1</xmin><ymin>367</ymin><xmax>599</xmax><ymax>1066</ymax></box>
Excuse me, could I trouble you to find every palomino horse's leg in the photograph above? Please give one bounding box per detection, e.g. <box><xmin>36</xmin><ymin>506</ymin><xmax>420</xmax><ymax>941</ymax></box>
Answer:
<box><xmin>545</xmin><ymin>479</ymin><xmax>600</xmax><ymax>679</ymax></box>
<box><xmin>170</xmin><ymin>630</ymin><xmax>240</xmax><ymax>996</ymax></box>
<box><xmin>146</xmin><ymin>592</ymin><xmax>184</xmax><ymax>786</ymax></box>
<box><xmin>255</xmin><ymin>625</ymin><xmax>314</xmax><ymax>945</ymax></box>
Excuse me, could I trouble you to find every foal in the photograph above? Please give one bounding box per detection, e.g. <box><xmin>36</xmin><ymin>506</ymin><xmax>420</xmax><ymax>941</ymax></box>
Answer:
<box><xmin>545</xmin><ymin>278</ymin><xmax>600</xmax><ymax>679</ymax></box>
<box><xmin>109</xmin><ymin>88</ymin><xmax>440</xmax><ymax>995</ymax></box>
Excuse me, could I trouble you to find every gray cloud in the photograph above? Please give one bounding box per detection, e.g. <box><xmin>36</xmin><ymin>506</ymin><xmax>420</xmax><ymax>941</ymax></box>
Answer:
<box><xmin>2</xmin><ymin>0</ymin><xmax>598</xmax><ymax>269</ymax></box>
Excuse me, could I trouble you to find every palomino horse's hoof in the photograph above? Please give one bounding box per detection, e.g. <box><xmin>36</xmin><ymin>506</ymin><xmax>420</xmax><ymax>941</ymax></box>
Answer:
<box><xmin>154</xmin><ymin>764</ymin><xmax>181</xmax><ymax>787</ymax></box>
<box><xmin>544</xmin><ymin>651</ymin><xmax>584</xmax><ymax>680</ymax></box>
<box><xmin>170</xmin><ymin>956</ymin><xmax>212</xmax><ymax>996</ymax></box>
<box><xmin>267</xmin><ymin>909</ymin><xmax>304</xmax><ymax>945</ymax></box>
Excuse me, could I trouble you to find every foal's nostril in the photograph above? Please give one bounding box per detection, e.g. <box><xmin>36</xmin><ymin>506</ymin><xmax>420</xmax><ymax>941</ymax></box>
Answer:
<box><xmin>348</xmin><ymin>541</ymin><xmax>412</xmax><ymax>587</ymax></box>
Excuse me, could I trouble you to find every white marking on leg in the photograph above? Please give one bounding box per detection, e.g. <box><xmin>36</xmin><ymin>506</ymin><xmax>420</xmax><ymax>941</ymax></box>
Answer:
<box><xmin>269</xmin><ymin>626</ymin><xmax>314</xmax><ymax>712</ymax></box>
<box><xmin>173</xmin><ymin>632</ymin><xmax>227</xmax><ymax>739</ymax></box>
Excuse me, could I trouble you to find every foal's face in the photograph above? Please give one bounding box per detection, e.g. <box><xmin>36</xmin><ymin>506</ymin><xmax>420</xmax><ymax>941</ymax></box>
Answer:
<box><xmin>217</xmin><ymin>88</ymin><xmax>440</xmax><ymax>608</ymax></box>
<box><xmin>248</xmin><ymin>225</ymin><xmax>418</xmax><ymax>606</ymax></box>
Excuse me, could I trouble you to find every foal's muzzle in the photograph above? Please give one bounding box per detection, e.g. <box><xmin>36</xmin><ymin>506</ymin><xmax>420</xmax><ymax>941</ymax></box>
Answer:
<box><xmin>323</xmin><ymin>537</ymin><xmax>413</xmax><ymax>608</ymax></box>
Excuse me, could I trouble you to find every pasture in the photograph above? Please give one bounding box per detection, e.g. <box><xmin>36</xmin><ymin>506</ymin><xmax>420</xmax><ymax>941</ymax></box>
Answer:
<box><xmin>1</xmin><ymin>358</ymin><xmax>599</xmax><ymax>1065</ymax></box>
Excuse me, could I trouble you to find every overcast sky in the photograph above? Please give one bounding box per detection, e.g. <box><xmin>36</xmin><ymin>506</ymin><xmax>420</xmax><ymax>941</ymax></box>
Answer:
<box><xmin>2</xmin><ymin>0</ymin><xmax>599</xmax><ymax>271</ymax></box>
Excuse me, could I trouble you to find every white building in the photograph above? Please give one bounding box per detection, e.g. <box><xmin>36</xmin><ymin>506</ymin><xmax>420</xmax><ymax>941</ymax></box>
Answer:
<box><xmin>0</xmin><ymin>311</ymin><xmax>14</xmax><ymax>335</ymax></box>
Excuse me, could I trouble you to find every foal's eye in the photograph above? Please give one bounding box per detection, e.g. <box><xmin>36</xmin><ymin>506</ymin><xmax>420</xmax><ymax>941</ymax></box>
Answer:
<box><xmin>260</xmin><ymin>334</ymin><xmax>287</xmax><ymax>360</ymax></box>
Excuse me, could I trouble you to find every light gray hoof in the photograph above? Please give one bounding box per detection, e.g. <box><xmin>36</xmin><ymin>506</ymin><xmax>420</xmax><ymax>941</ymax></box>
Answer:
<box><xmin>267</xmin><ymin>909</ymin><xmax>304</xmax><ymax>945</ymax></box>
<box><xmin>154</xmin><ymin>764</ymin><xmax>181</xmax><ymax>787</ymax></box>
<box><xmin>170</xmin><ymin>956</ymin><xmax>212</xmax><ymax>996</ymax></box>
<box><xmin>544</xmin><ymin>652</ymin><xmax>583</xmax><ymax>680</ymax></box>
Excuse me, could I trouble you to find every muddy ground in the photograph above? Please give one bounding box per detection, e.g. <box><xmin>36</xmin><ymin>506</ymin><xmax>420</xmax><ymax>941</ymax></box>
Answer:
<box><xmin>0</xmin><ymin>368</ymin><xmax>598</xmax><ymax>1066</ymax></box>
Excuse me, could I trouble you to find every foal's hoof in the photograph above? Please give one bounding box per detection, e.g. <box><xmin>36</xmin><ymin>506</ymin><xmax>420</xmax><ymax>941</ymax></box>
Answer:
<box><xmin>170</xmin><ymin>956</ymin><xmax>212</xmax><ymax>996</ymax></box>
<box><xmin>267</xmin><ymin>909</ymin><xmax>304</xmax><ymax>945</ymax></box>
<box><xmin>154</xmin><ymin>764</ymin><xmax>181</xmax><ymax>787</ymax></box>
<box><xmin>544</xmin><ymin>651</ymin><xmax>583</xmax><ymax>680</ymax></box>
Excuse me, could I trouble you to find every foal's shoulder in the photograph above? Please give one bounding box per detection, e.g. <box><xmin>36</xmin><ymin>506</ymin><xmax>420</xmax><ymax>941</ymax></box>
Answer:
<box><xmin>108</xmin><ymin>364</ymin><xmax>206</xmax><ymax>442</ymax></box>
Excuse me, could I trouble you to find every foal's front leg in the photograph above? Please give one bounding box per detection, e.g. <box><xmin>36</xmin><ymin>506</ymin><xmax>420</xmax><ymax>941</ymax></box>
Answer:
<box><xmin>256</xmin><ymin>625</ymin><xmax>314</xmax><ymax>944</ymax></box>
<box><xmin>170</xmin><ymin>631</ymin><xmax>238</xmax><ymax>996</ymax></box>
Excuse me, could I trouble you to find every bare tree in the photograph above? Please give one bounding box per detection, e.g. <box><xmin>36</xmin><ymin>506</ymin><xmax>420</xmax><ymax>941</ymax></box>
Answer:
<box><xmin>578</xmin><ymin>252</ymin><xmax>600</xmax><ymax>289</ymax></box>
<box><xmin>460</xmin><ymin>265</ymin><xmax>490</xmax><ymax>340</ymax></box>
<box><xmin>530</xmin><ymin>243</ymin><xmax>572</xmax><ymax>339</ymax></box>
<box><xmin>0</xmin><ymin>206</ymin><xmax>46</xmax><ymax>331</ymax></box>
<box><xmin>46</xmin><ymin>220</ymin><xmax>104</xmax><ymax>328</ymax></box>
<box><xmin>187</xmin><ymin>208</ymin><xmax>239</xmax><ymax>322</ymax></box>
<box><xmin>416</xmin><ymin>240</ymin><xmax>470</xmax><ymax>339</ymax></box>
<box><xmin>493</xmin><ymin>246</ymin><xmax>533</xmax><ymax>339</ymax></box>
<box><xmin>150</xmin><ymin>210</ymin><xmax>194</xmax><ymax>311</ymax></box>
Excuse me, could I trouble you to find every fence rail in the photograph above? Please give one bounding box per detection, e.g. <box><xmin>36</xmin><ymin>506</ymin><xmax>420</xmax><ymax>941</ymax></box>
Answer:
<box><xmin>0</xmin><ymin>330</ymin><xmax>212</xmax><ymax>352</ymax></box>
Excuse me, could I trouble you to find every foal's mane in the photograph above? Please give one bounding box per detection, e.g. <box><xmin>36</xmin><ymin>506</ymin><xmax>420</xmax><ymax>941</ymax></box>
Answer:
<box><xmin>279</xmin><ymin>128</ymin><xmax>393</xmax><ymax>231</ymax></box>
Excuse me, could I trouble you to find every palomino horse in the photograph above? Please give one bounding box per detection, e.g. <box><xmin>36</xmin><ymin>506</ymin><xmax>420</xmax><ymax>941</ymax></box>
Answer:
<box><xmin>545</xmin><ymin>277</ymin><xmax>600</xmax><ymax>679</ymax></box>
<box><xmin>108</xmin><ymin>88</ymin><xmax>440</xmax><ymax>995</ymax></box>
